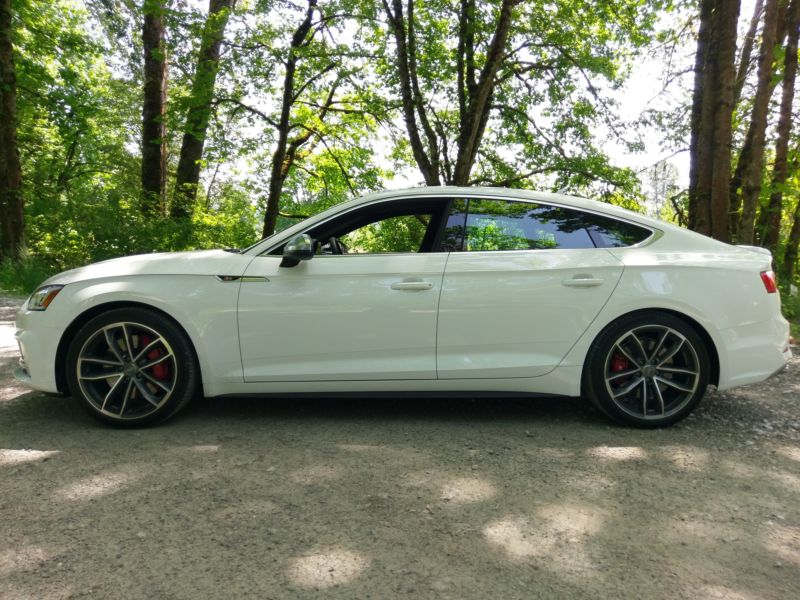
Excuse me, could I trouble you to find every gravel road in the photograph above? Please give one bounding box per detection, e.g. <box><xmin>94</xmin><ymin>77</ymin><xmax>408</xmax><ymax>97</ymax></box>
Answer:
<box><xmin>1</xmin><ymin>293</ymin><xmax>799</xmax><ymax>599</ymax></box>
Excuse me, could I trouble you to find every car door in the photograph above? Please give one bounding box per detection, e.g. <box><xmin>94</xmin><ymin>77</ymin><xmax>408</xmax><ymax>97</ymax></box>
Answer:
<box><xmin>237</xmin><ymin>200</ymin><xmax>449</xmax><ymax>382</ymax></box>
<box><xmin>436</xmin><ymin>197</ymin><xmax>639</xmax><ymax>379</ymax></box>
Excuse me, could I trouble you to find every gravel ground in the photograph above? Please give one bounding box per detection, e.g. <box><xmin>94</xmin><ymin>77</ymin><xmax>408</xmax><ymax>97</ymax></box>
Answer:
<box><xmin>1</xmin><ymin>293</ymin><xmax>799</xmax><ymax>599</ymax></box>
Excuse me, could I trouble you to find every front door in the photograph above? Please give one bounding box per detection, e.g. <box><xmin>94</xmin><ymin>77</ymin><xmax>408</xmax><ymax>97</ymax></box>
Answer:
<box><xmin>237</xmin><ymin>200</ymin><xmax>449</xmax><ymax>382</ymax></box>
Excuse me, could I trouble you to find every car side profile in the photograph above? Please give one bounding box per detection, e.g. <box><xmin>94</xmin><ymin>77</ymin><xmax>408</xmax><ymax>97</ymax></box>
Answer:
<box><xmin>14</xmin><ymin>187</ymin><xmax>791</xmax><ymax>428</ymax></box>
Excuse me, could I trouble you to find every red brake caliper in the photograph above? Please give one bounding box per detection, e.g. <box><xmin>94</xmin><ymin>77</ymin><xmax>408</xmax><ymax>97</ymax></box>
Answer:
<box><xmin>611</xmin><ymin>354</ymin><xmax>629</xmax><ymax>373</ymax></box>
<box><xmin>140</xmin><ymin>334</ymin><xmax>170</xmax><ymax>381</ymax></box>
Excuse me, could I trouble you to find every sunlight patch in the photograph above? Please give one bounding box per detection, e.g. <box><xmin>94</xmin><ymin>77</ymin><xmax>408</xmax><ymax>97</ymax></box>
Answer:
<box><xmin>588</xmin><ymin>446</ymin><xmax>647</xmax><ymax>461</ymax></box>
<box><xmin>776</xmin><ymin>445</ymin><xmax>800</xmax><ymax>463</ymax></box>
<box><xmin>687</xmin><ymin>585</ymin><xmax>760</xmax><ymax>600</ymax></box>
<box><xmin>0</xmin><ymin>449</ymin><xmax>59</xmax><ymax>465</ymax></box>
<box><xmin>483</xmin><ymin>517</ymin><xmax>540</xmax><ymax>559</ymax></box>
<box><xmin>764</xmin><ymin>525</ymin><xmax>800</xmax><ymax>568</ymax></box>
<box><xmin>337</xmin><ymin>444</ymin><xmax>382</xmax><ymax>452</ymax></box>
<box><xmin>288</xmin><ymin>549</ymin><xmax>369</xmax><ymax>589</ymax></box>
<box><xmin>536</xmin><ymin>504</ymin><xmax>604</xmax><ymax>538</ymax></box>
<box><xmin>190</xmin><ymin>444</ymin><xmax>220</xmax><ymax>453</ymax></box>
<box><xmin>56</xmin><ymin>470</ymin><xmax>138</xmax><ymax>500</ymax></box>
<box><xmin>440</xmin><ymin>477</ymin><xmax>496</xmax><ymax>504</ymax></box>
<box><xmin>0</xmin><ymin>547</ymin><xmax>50</xmax><ymax>574</ymax></box>
<box><xmin>484</xmin><ymin>505</ymin><xmax>604</xmax><ymax>564</ymax></box>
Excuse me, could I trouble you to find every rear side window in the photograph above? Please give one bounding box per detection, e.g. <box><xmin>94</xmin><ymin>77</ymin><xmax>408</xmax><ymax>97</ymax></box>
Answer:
<box><xmin>440</xmin><ymin>198</ymin><xmax>651</xmax><ymax>251</ymax></box>
<box><xmin>585</xmin><ymin>214</ymin><xmax>652</xmax><ymax>247</ymax></box>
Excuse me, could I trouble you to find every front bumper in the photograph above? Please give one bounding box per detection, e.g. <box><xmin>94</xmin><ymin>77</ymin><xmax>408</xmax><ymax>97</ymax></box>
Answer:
<box><xmin>14</xmin><ymin>308</ymin><xmax>63</xmax><ymax>394</ymax></box>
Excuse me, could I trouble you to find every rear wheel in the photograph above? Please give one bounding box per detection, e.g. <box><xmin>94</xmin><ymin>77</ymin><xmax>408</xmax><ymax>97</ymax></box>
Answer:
<box><xmin>66</xmin><ymin>307</ymin><xmax>199</xmax><ymax>426</ymax></box>
<box><xmin>584</xmin><ymin>312</ymin><xmax>710</xmax><ymax>428</ymax></box>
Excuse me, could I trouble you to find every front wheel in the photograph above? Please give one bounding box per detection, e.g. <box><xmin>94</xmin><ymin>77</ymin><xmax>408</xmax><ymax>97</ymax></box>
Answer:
<box><xmin>583</xmin><ymin>312</ymin><xmax>710</xmax><ymax>428</ymax></box>
<box><xmin>66</xmin><ymin>307</ymin><xmax>199</xmax><ymax>427</ymax></box>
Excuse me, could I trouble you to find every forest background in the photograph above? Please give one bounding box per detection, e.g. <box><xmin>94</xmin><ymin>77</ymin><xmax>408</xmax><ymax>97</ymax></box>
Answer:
<box><xmin>1</xmin><ymin>0</ymin><xmax>799</xmax><ymax>331</ymax></box>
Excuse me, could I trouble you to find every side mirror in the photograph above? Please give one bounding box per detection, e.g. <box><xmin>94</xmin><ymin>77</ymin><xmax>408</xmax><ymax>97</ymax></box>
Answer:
<box><xmin>280</xmin><ymin>234</ymin><xmax>315</xmax><ymax>268</ymax></box>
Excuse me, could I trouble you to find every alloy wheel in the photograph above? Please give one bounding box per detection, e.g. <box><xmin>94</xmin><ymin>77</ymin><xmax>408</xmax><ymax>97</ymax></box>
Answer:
<box><xmin>603</xmin><ymin>325</ymin><xmax>701</xmax><ymax>420</ymax></box>
<box><xmin>76</xmin><ymin>321</ymin><xmax>178</xmax><ymax>420</ymax></box>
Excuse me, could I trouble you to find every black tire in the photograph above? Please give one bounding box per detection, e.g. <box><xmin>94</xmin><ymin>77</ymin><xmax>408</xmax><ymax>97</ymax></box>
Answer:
<box><xmin>583</xmin><ymin>311</ymin><xmax>710</xmax><ymax>428</ymax></box>
<box><xmin>66</xmin><ymin>307</ymin><xmax>199</xmax><ymax>427</ymax></box>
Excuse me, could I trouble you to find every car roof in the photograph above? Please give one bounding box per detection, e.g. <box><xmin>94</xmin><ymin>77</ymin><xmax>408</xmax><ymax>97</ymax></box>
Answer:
<box><xmin>353</xmin><ymin>186</ymin><xmax>661</xmax><ymax>228</ymax></box>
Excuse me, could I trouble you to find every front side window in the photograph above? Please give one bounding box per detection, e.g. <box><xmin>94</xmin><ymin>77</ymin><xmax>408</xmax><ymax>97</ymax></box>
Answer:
<box><xmin>265</xmin><ymin>197</ymin><xmax>450</xmax><ymax>256</ymax></box>
<box><xmin>340</xmin><ymin>214</ymin><xmax>431</xmax><ymax>254</ymax></box>
<box><xmin>442</xmin><ymin>198</ymin><xmax>651</xmax><ymax>251</ymax></box>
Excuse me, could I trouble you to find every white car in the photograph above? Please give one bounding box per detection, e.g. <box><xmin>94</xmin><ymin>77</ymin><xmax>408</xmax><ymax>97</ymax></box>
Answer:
<box><xmin>14</xmin><ymin>187</ymin><xmax>791</xmax><ymax>428</ymax></box>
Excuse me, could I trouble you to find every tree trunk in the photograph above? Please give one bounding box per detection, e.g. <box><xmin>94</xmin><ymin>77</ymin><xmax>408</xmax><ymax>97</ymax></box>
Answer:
<box><xmin>262</xmin><ymin>0</ymin><xmax>317</xmax><ymax>238</ymax></box>
<box><xmin>382</xmin><ymin>0</ymin><xmax>441</xmax><ymax>186</ymax></box>
<box><xmin>733</xmin><ymin>0</ymin><xmax>764</xmax><ymax>107</ymax></box>
<box><xmin>708</xmin><ymin>0</ymin><xmax>741</xmax><ymax>243</ymax></box>
<box><xmin>738</xmin><ymin>0</ymin><xmax>780</xmax><ymax>244</ymax></box>
<box><xmin>784</xmin><ymin>186</ymin><xmax>800</xmax><ymax>282</ymax></box>
<box><xmin>452</xmin><ymin>0</ymin><xmax>517</xmax><ymax>184</ymax></box>
<box><xmin>0</xmin><ymin>0</ymin><xmax>23</xmax><ymax>261</ymax></box>
<box><xmin>688</xmin><ymin>0</ymin><xmax>715</xmax><ymax>233</ymax></box>
<box><xmin>759</xmin><ymin>0</ymin><xmax>800</xmax><ymax>251</ymax></box>
<box><xmin>691</xmin><ymin>0</ymin><xmax>741</xmax><ymax>241</ymax></box>
<box><xmin>141</xmin><ymin>0</ymin><xmax>168</xmax><ymax>216</ymax></box>
<box><xmin>172</xmin><ymin>0</ymin><xmax>234</xmax><ymax>219</ymax></box>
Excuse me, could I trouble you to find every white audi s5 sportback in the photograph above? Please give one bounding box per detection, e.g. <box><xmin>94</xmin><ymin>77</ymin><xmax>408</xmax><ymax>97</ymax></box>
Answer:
<box><xmin>14</xmin><ymin>187</ymin><xmax>791</xmax><ymax>428</ymax></box>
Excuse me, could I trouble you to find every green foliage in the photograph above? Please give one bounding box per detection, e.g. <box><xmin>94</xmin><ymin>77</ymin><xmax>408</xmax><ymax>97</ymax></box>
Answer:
<box><xmin>0</xmin><ymin>256</ymin><xmax>55</xmax><ymax>294</ymax></box>
<box><xmin>780</xmin><ymin>287</ymin><xmax>800</xmax><ymax>340</ymax></box>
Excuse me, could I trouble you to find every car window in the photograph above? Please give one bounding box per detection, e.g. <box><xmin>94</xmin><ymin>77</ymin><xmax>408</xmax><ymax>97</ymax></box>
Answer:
<box><xmin>340</xmin><ymin>214</ymin><xmax>431</xmax><ymax>254</ymax></box>
<box><xmin>440</xmin><ymin>198</ymin><xmax>651</xmax><ymax>251</ymax></box>
<box><xmin>583</xmin><ymin>214</ymin><xmax>652</xmax><ymax>247</ymax></box>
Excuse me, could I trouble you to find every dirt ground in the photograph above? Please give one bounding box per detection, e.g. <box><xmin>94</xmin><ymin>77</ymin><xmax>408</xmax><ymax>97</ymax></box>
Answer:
<box><xmin>1</xmin><ymin>293</ymin><xmax>799</xmax><ymax>600</ymax></box>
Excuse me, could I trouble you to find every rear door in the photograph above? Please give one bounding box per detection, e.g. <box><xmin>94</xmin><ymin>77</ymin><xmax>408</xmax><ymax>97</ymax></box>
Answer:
<box><xmin>436</xmin><ymin>198</ymin><xmax>645</xmax><ymax>379</ymax></box>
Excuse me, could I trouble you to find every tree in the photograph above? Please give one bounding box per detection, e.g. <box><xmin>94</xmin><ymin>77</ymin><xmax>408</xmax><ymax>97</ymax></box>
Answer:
<box><xmin>735</xmin><ymin>0</ymin><xmax>781</xmax><ymax>244</ymax></box>
<box><xmin>261</xmin><ymin>0</ymin><xmax>336</xmax><ymax>238</ymax></box>
<box><xmin>141</xmin><ymin>0</ymin><xmax>168</xmax><ymax>215</ymax></box>
<box><xmin>382</xmin><ymin>0</ymin><xmax>519</xmax><ymax>186</ymax></box>
<box><xmin>375</xmin><ymin>0</ymin><xmax>658</xmax><ymax>195</ymax></box>
<box><xmin>0</xmin><ymin>0</ymin><xmax>23</xmax><ymax>260</ymax></box>
<box><xmin>758</xmin><ymin>0</ymin><xmax>800</xmax><ymax>251</ymax></box>
<box><xmin>172</xmin><ymin>0</ymin><xmax>235</xmax><ymax>218</ymax></box>
<box><xmin>688</xmin><ymin>0</ymin><xmax>741</xmax><ymax>241</ymax></box>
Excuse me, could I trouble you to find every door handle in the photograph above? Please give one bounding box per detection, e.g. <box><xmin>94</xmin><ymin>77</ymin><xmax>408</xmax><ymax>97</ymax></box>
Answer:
<box><xmin>391</xmin><ymin>279</ymin><xmax>433</xmax><ymax>291</ymax></box>
<box><xmin>562</xmin><ymin>276</ymin><xmax>604</xmax><ymax>288</ymax></box>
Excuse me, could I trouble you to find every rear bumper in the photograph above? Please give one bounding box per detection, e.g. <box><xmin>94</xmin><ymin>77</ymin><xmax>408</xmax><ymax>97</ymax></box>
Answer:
<box><xmin>716</xmin><ymin>314</ymin><xmax>791</xmax><ymax>390</ymax></box>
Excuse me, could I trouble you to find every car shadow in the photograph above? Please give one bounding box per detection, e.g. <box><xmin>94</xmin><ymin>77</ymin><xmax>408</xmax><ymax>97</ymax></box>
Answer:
<box><xmin>181</xmin><ymin>393</ymin><xmax>608</xmax><ymax>427</ymax></box>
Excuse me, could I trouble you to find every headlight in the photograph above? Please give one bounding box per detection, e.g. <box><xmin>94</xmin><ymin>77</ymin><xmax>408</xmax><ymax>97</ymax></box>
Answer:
<box><xmin>27</xmin><ymin>285</ymin><xmax>64</xmax><ymax>311</ymax></box>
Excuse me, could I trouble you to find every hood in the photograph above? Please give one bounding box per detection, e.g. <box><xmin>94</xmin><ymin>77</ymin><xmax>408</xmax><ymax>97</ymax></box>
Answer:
<box><xmin>43</xmin><ymin>250</ymin><xmax>253</xmax><ymax>286</ymax></box>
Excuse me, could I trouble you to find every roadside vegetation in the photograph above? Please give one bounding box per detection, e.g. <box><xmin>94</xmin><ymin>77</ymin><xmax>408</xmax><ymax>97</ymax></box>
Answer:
<box><xmin>1</xmin><ymin>0</ymin><xmax>799</xmax><ymax>320</ymax></box>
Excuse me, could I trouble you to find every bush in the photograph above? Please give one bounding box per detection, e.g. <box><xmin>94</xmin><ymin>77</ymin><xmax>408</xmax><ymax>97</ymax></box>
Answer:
<box><xmin>0</xmin><ymin>256</ymin><xmax>57</xmax><ymax>295</ymax></box>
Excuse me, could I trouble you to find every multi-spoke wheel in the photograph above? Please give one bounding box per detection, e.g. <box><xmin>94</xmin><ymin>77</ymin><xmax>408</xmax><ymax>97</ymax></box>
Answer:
<box><xmin>584</xmin><ymin>312</ymin><xmax>710</xmax><ymax>428</ymax></box>
<box><xmin>66</xmin><ymin>307</ymin><xmax>199</xmax><ymax>426</ymax></box>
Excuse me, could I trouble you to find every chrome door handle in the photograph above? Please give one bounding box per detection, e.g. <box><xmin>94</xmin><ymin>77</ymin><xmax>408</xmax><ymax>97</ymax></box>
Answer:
<box><xmin>562</xmin><ymin>276</ymin><xmax>603</xmax><ymax>288</ymax></box>
<box><xmin>391</xmin><ymin>279</ymin><xmax>433</xmax><ymax>291</ymax></box>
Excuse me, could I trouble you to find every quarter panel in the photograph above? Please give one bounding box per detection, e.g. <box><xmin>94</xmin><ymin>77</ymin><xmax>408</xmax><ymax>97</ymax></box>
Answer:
<box><xmin>560</xmin><ymin>247</ymin><xmax>790</xmax><ymax>390</ymax></box>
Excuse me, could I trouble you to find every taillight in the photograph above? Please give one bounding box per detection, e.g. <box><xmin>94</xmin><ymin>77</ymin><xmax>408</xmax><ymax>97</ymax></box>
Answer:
<box><xmin>760</xmin><ymin>270</ymin><xmax>778</xmax><ymax>293</ymax></box>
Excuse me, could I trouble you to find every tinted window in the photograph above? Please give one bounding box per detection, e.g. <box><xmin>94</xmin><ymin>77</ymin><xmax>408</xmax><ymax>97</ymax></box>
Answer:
<box><xmin>439</xmin><ymin>199</ymin><xmax>467</xmax><ymax>251</ymax></box>
<box><xmin>584</xmin><ymin>214</ymin><xmax>651</xmax><ymax>247</ymax></box>
<box><xmin>440</xmin><ymin>198</ymin><xmax>651</xmax><ymax>251</ymax></box>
